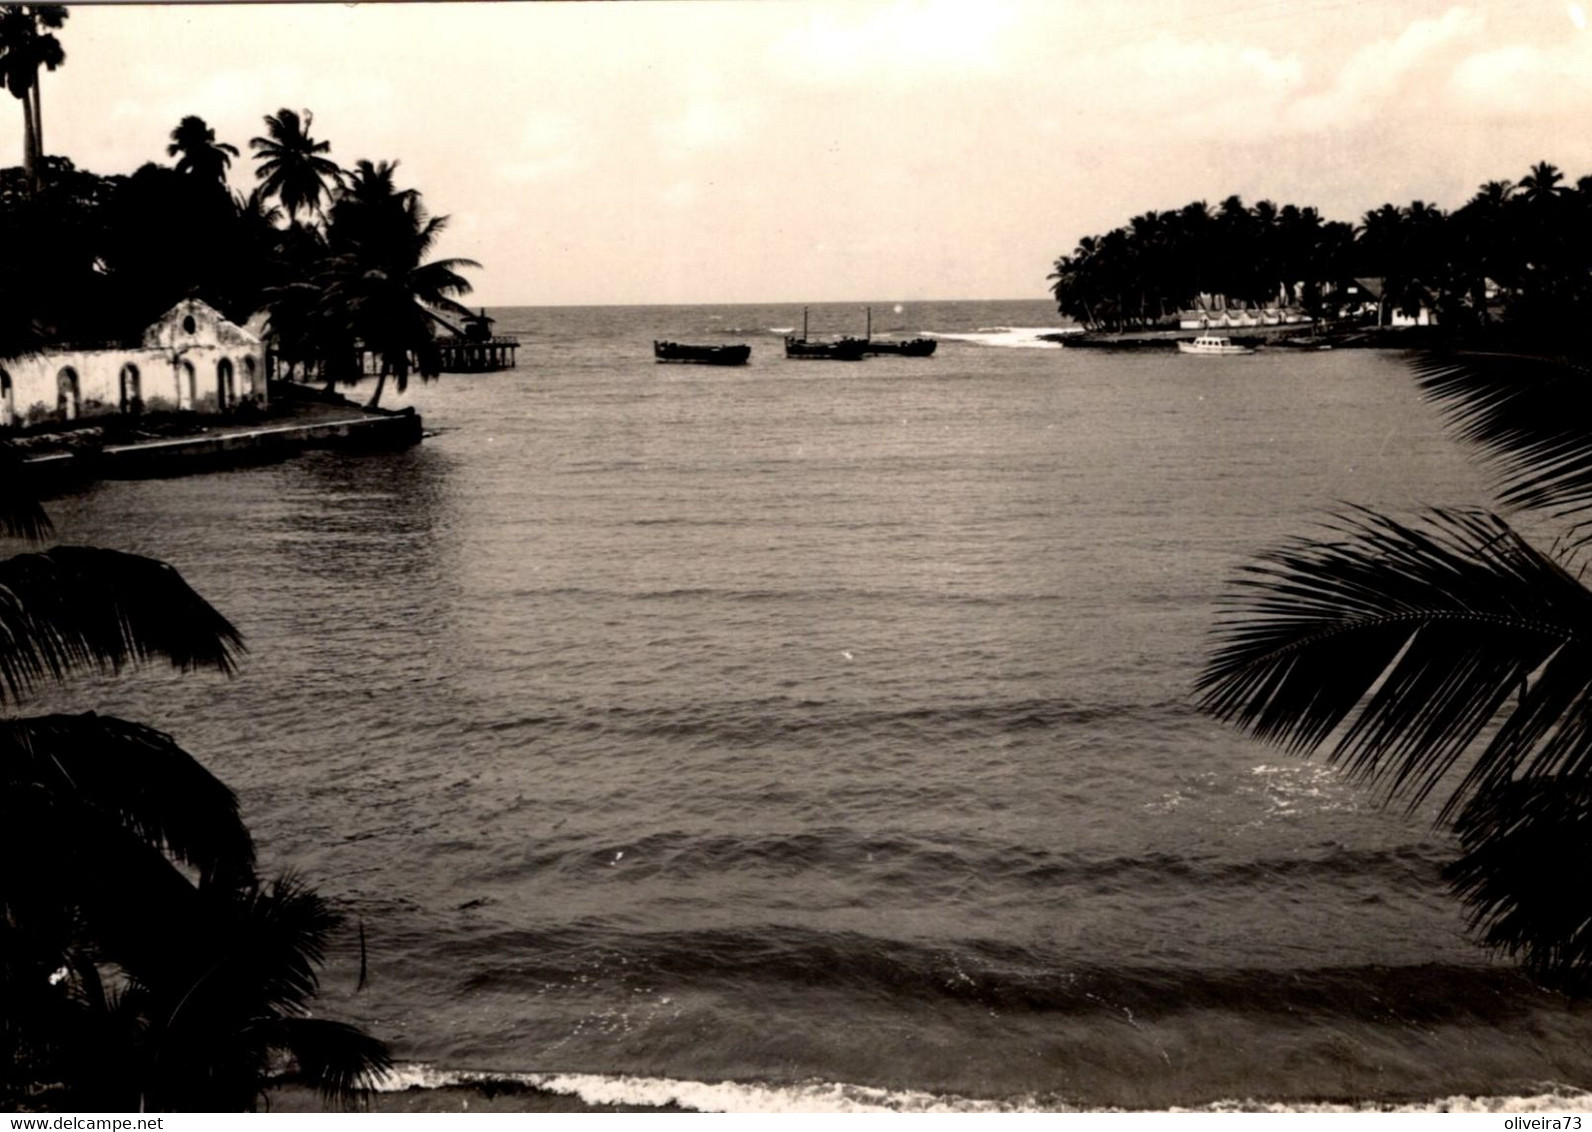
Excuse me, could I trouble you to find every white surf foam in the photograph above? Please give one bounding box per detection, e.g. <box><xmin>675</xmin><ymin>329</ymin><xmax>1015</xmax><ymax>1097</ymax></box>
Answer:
<box><xmin>929</xmin><ymin>326</ymin><xmax>1081</xmax><ymax>349</ymax></box>
<box><xmin>376</xmin><ymin>1064</ymin><xmax>1592</xmax><ymax>1113</ymax></box>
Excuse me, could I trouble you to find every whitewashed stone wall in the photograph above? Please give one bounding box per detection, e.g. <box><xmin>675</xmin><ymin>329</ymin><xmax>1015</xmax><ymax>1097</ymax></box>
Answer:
<box><xmin>0</xmin><ymin>299</ymin><xmax>267</xmax><ymax>429</ymax></box>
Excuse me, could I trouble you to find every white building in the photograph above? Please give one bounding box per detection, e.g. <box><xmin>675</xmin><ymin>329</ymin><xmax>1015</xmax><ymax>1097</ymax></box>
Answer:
<box><xmin>0</xmin><ymin>299</ymin><xmax>267</xmax><ymax>429</ymax></box>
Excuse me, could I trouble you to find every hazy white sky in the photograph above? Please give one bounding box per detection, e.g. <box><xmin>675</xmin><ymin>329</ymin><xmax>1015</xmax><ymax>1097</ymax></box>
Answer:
<box><xmin>12</xmin><ymin>0</ymin><xmax>1592</xmax><ymax>305</ymax></box>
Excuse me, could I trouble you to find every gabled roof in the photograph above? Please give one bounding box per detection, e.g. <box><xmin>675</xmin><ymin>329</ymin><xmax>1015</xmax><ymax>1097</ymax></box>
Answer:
<box><xmin>141</xmin><ymin>299</ymin><xmax>261</xmax><ymax>350</ymax></box>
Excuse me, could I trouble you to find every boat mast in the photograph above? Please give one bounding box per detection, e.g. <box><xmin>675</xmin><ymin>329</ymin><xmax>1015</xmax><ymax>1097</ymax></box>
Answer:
<box><xmin>803</xmin><ymin>306</ymin><xmax>809</xmax><ymax>341</ymax></box>
<box><xmin>866</xmin><ymin>306</ymin><xmax>871</xmax><ymax>342</ymax></box>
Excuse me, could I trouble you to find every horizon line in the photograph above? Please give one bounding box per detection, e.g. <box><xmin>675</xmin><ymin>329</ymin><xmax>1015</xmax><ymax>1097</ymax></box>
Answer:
<box><xmin>469</xmin><ymin>296</ymin><xmax>1057</xmax><ymax>310</ymax></box>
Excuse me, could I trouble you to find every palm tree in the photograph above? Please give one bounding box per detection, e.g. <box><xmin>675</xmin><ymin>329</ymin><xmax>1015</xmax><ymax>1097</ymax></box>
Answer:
<box><xmin>315</xmin><ymin>160</ymin><xmax>479</xmax><ymax>407</ymax></box>
<box><xmin>167</xmin><ymin>115</ymin><xmax>239</xmax><ymax>187</ymax></box>
<box><xmin>1196</xmin><ymin>345</ymin><xmax>1592</xmax><ymax>986</ymax></box>
<box><xmin>0</xmin><ymin>4</ymin><xmax>66</xmax><ymax>197</ymax></box>
<box><xmin>1518</xmin><ymin>161</ymin><xmax>1566</xmax><ymax>205</ymax></box>
<box><xmin>1454</xmin><ymin>181</ymin><xmax>1517</xmax><ymax>322</ymax></box>
<box><xmin>88</xmin><ymin>874</ymin><xmax>391</xmax><ymax>1111</ymax></box>
<box><xmin>1</xmin><ymin>472</ymin><xmax>251</xmax><ymax>1105</ymax></box>
<box><xmin>249</xmin><ymin>108</ymin><xmax>342</xmax><ymax>227</ymax></box>
<box><xmin>1</xmin><ymin>445</ymin><xmax>390</xmax><ymax>1108</ymax></box>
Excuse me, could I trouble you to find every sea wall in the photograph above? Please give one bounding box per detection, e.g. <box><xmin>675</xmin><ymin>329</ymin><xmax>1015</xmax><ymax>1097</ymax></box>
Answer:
<box><xmin>19</xmin><ymin>408</ymin><xmax>425</xmax><ymax>487</ymax></box>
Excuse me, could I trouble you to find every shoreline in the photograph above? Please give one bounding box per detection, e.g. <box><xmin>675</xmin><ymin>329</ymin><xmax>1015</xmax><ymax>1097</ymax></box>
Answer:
<box><xmin>262</xmin><ymin>1067</ymin><xmax>1592</xmax><ymax>1115</ymax></box>
<box><xmin>12</xmin><ymin>383</ymin><xmax>425</xmax><ymax>490</ymax></box>
<box><xmin>1052</xmin><ymin>324</ymin><xmax>1446</xmax><ymax>350</ymax></box>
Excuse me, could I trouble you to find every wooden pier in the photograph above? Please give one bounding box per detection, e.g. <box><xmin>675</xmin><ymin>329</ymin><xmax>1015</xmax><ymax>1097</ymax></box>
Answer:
<box><xmin>436</xmin><ymin>335</ymin><xmax>519</xmax><ymax>372</ymax></box>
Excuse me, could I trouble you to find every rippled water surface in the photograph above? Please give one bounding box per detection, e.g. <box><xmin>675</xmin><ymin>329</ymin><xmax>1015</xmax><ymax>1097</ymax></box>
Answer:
<box><xmin>35</xmin><ymin>300</ymin><xmax>1592</xmax><ymax>1108</ymax></box>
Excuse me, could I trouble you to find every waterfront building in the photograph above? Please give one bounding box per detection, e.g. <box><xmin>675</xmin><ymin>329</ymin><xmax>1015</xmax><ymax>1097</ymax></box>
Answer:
<box><xmin>0</xmin><ymin>299</ymin><xmax>267</xmax><ymax>429</ymax></box>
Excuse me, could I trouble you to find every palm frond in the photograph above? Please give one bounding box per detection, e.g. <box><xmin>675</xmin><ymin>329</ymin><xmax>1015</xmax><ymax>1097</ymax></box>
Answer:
<box><xmin>217</xmin><ymin>875</ymin><xmax>339</xmax><ymax>1013</ymax></box>
<box><xmin>0</xmin><ymin>546</ymin><xmax>244</xmax><ymax>706</ymax></box>
<box><xmin>271</xmin><ymin>1017</ymin><xmax>392</xmax><ymax>1106</ymax></box>
<box><xmin>1412</xmin><ymin>350</ymin><xmax>1592</xmax><ymax>517</ymax></box>
<box><xmin>0</xmin><ymin>782</ymin><xmax>212</xmax><ymax>972</ymax></box>
<box><xmin>1442</xmin><ymin>775</ymin><xmax>1592</xmax><ymax>986</ymax></box>
<box><xmin>0</xmin><ymin>713</ymin><xmax>254</xmax><ymax>882</ymax></box>
<box><xmin>1</xmin><ymin>442</ymin><xmax>53</xmax><ymax>543</ymax></box>
<box><xmin>1196</xmin><ymin>507</ymin><xmax>1592</xmax><ymax>817</ymax></box>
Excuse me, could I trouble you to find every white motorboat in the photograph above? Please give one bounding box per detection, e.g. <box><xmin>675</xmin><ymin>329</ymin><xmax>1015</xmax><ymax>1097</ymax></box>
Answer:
<box><xmin>1177</xmin><ymin>335</ymin><xmax>1255</xmax><ymax>355</ymax></box>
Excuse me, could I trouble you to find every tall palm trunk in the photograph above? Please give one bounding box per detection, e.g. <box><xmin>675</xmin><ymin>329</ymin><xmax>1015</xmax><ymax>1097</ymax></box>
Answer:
<box><xmin>19</xmin><ymin>85</ymin><xmax>38</xmax><ymax>195</ymax></box>
<box><xmin>32</xmin><ymin>76</ymin><xmax>43</xmax><ymax>168</ymax></box>
<box><xmin>366</xmin><ymin>367</ymin><xmax>387</xmax><ymax>410</ymax></box>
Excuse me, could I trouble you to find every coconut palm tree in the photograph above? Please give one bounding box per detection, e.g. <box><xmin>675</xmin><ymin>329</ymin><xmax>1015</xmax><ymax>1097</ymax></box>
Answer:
<box><xmin>1454</xmin><ymin>181</ymin><xmax>1517</xmax><ymax>322</ymax></box>
<box><xmin>314</xmin><ymin>160</ymin><xmax>479</xmax><ymax>407</ymax></box>
<box><xmin>167</xmin><ymin>115</ymin><xmax>239</xmax><ymax>187</ymax></box>
<box><xmin>250</xmin><ymin>108</ymin><xmax>342</xmax><ymax>227</ymax></box>
<box><xmin>1</xmin><ymin>473</ymin><xmax>251</xmax><ymax>1105</ymax></box>
<box><xmin>1518</xmin><ymin>161</ymin><xmax>1566</xmax><ymax>205</ymax></box>
<box><xmin>0</xmin><ymin>4</ymin><xmax>66</xmax><ymax>197</ymax></box>
<box><xmin>83</xmin><ymin>874</ymin><xmax>392</xmax><ymax>1111</ymax></box>
<box><xmin>1196</xmin><ymin>344</ymin><xmax>1592</xmax><ymax>986</ymax></box>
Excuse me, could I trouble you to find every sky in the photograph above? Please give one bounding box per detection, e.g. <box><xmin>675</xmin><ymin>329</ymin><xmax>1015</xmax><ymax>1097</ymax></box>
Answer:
<box><xmin>10</xmin><ymin>0</ymin><xmax>1592</xmax><ymax>306</ymax></box>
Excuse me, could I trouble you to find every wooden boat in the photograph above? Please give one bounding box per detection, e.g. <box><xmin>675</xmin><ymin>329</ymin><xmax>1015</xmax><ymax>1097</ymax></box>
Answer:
<box><xmin>654</xmin><ymin>340</ymin><xmax>751</xmax><ymax>366</ymax></box>
<box><xmin>785</xmin><ymin>336</ymin><xmax>867</xmax><ymax>360</ymax></box>
<box><xmin>862</xmin><ymin>337</ymin><xmax>937</xmax><ymax>357</ymax></box>
<box><xmin>784</xmin><ymin>308</ymin><xmax>867</xmax><ymax>360</ymax></box>
<box><xmin>859</xmin><ymin>307</ymin><xmax>937</xmax><ymax>356</ymax></box>
<box><xmin>1176</xmin><ymin>335</ymin><xmax>1255</xmax><ymax>355</ymax></box>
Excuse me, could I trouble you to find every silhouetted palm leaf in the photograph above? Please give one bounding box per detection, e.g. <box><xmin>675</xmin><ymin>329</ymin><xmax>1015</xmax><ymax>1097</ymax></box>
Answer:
<box><xmin>1443</xmin><ymin>775</ymin><xmax>1592</xmax><ymax>985</ymax></box>
<box><xmin>271</xmin><ymin>1017</ymin><xmax>392</xmax><ymax>1106</ymax></box>
<box><xmin>0</xmin><ymin>713</ymin><xmax>254</xmax><ymax>882</ymax></box>
<box><xmin>135</xmin><ymin>875</ymin><xmax>388</xmax><ymax>1111</ymax></box>
<box><xmin>1412</xmin><ymin>349</ymin><xmax>1592</xmax><ymax>517</ymax></box>
<box><xmin>1196</xmin><ymin>506</ymin><xmax>1592</xmax><ymax>817</ymax></box>
<box><xmin>0</xmin><ymin>545</ymin><xmax>243</xmax><ymax>705</ymax></box>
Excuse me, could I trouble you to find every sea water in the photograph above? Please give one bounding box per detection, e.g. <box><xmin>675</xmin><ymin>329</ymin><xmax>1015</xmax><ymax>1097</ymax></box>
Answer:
<box><xmin>34</xmin><ymin>299</ymin><xmax>1592</xmax><ymax>1110</ymax></box>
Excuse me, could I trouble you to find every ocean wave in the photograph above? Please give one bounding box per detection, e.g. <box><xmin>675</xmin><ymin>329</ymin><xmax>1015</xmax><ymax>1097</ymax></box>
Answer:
<box><xmin>457</xmin><ymin>694</ymin><xmax>1196</xmax><ymax>746</ymax></box>
<box><xmin>373</xmin><ymin>1064</ymin><xmax>1592</xmax><ymax>1113</ymax></box>
<box><xmin>447</xmin><ymin>919</ymin><xmax>1537</xmax><ymax>1025</ymax></box>
<box><xmin>504</xmin><ymin>582</ymin><xmax>1082</xmax><ymax>607</ymax></box>
<box><xmin>484</xmin><ymin>828</ymin><xmax>1450</xmax><ymax>898</ymax></box>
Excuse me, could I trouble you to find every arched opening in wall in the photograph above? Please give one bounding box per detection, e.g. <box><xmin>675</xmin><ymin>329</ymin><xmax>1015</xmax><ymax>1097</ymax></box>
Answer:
<box><xmin>217</xmin><ymin>358</ymin><xmax>235</xmax><ymax>411</ymax></box>
<box><xmin>242</xmin><ymin>355</ymin><xmax>258</xmax><ymax>398</ymax></box>
<box><xmin>0</xmin><ymin>368</ymin><xmax>14</xmax><ymax>428</ymax></box>
<box><xmin>56</xmin><ymin>367</ymin><xmax>80</xmax><ymax>421</ymax></box>
<box><xmin>119</xmin><ymin>362</ymin><xmax>143</xmax><ymax>415</ymax></box>
<box><xmin>179</xmin><ymin>360</ymin><xmax>196</xmax><ymax>410</ymax></box>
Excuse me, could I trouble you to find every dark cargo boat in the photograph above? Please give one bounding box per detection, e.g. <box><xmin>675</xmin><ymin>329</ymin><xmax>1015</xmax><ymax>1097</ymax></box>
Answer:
<box><xmin>784</xmin><ymin>308</ymin><xmax>867</xmax><ymax>361</ymax></box>
<box><xmin>859</xmin><ymin>307</ymin><xmax>936</xmax><ymax>356</ymax></box>
<box><xmin>653</xmin><ymin>341</ymin><xmax>752</xmax><ymax>366</ymax></box>
<box><xmin>862</xmin><ymin>337</ymin><xmax>937</xmax><ymax>357</ymax></box>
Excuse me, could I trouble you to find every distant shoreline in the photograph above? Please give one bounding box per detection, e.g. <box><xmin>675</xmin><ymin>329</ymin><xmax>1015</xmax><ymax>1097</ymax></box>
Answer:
<box><xmin>1050</xmin><ymin>325</ymin><xmax>1446</xmax><ymax>350</ymax></box>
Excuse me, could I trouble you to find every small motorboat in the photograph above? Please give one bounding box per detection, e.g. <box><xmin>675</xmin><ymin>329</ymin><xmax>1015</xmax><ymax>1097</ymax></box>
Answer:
<box><xmin>1177</xmin><ymin>335</ymin><xmax>1255</xmax><ymax>355</ymax></box>
<box><xmin>654</xmin><ymin>341</ymin><xmax>751</xmax><ymax>366</ymax></box>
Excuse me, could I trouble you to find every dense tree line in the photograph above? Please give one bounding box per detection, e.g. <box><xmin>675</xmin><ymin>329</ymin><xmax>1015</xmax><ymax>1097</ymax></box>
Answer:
<box><xmin>0</xmin><ymin>104</ymin><xmax>477</xmax><ymax>407</ymax></box>
<box><xmin>1050</xmin><ymin>162</ymin><xmax>1592</xmax><ymax>335</ymax></box>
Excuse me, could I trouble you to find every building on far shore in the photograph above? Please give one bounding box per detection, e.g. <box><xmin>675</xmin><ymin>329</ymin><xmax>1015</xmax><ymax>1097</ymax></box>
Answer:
<box><xmin>0</xmin><ymin>299</ymin><xmax>267</xmax><ymax>429</ymax></box>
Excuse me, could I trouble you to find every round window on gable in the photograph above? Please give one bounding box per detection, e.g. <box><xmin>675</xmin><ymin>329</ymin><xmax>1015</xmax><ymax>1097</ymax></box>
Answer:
<box><xmin>182</xmin><ymin>315</ymin><xmax>197</xmax><ymax>335</ymax></box>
